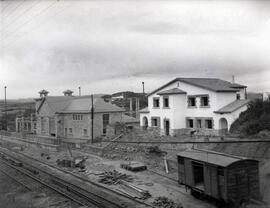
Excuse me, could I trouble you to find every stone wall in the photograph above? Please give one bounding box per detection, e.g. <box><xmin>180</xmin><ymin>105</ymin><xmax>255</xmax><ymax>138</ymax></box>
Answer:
<box><xmin>57</xmin><ymin>112</ymin><xmax>123</xmax><ymax>140</ymax></box>
<box><xmin>172</xmin><ymin>128</ymin><xmax>220</xmax><ymax>137</ymax></box>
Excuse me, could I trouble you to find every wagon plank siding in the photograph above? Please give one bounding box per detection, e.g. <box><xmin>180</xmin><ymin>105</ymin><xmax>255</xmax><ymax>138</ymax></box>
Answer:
<box><xmin>227</xmin><ymin>160</ymin><xmax>260</xmax><ymax>202</ymax></box>
<box><xmin>185</xmin><ymin>158</ymin><xmax>194</xmax><ymax>186</ymax></box>
<box><xmin>177</xmin><ymin>150</ymin><xmax>260</xmax><ymax>203</ymax></box>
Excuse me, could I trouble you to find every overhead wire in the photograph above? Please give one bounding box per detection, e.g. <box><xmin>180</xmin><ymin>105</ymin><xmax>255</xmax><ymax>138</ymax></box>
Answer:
<box><xmin>2</xmin><ymin>0</ymin><xmax>27</xmax><ymax>20</ymax></box>
<box><xmin>1</xmin><ymin>0</ymin><xmax>60</xmax><ymax>49</ymax></box>
<box><xmin>1</xmin><ymin>0</ymin><xmax>43</xmax><ymax>35</ymax></box>
<box><xmin>1</xmin><ymin>0</ymin><xmax>15</xmax><ymax>13</ymax></box>
<box><xmin>2</xmin><ymin>0</ymin><xmax>72</xmax><ymax>50</ymax></box>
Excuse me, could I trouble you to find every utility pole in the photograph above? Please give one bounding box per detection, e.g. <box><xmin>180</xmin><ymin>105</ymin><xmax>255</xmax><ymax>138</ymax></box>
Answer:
<box><xmin>78</xmin><ymin>86</ymin><xmax>81</xmax><ymax>96</ymax></box>
<box><xmin>91</xmin><ymin>94</ymin><xmax>94</xmax><ymax>144</ymax></box>
<box><xmin>142</xmin><ymin>82</ymin><xmax>145</xmax><ymax>96</ymax></box>
<box><xmin>4</xmin><ymin>86</ymin><xmax>7</xmax><ymax>131</ymax></box>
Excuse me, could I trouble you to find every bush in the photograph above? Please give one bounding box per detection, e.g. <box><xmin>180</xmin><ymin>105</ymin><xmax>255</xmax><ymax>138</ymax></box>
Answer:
<box><xmin>230</xmin><ymin>98</ymin><xmax>270</xmax><ymax>136</ymax></box>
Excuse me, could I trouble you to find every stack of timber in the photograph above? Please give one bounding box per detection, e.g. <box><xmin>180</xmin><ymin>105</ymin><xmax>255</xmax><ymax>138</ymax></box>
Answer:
<box><xmin>152</xmin><ymin>196</ymin><xmax>183</xmax><ymax>208</ymax></box>
<box><xmin>120</xmin><ymin>161</ymin><xmax>147</xmax><ymax>172</ymax></box>
<box><xmin>119</xmin><ymin>181</ymin><xmax>151</xmax><ymax>200</ymax></box>
<box><xmin>98</xmin><ymin>170</ymin><xmax>133</xmax><ymax>185</ymax></box>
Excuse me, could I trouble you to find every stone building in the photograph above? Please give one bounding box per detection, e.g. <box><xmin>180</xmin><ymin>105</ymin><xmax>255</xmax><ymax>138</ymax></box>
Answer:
<box><xmin>35</xmin><ymin>90</ymin><xmax>126</xmax><ymax>140</ymax></box>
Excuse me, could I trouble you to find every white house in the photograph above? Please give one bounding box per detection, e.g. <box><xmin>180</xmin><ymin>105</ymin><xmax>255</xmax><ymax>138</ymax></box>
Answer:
<box><xmin>139</xmin><ymin>78</ymin><xmax>249</xmax><ymax>136</ymax></box>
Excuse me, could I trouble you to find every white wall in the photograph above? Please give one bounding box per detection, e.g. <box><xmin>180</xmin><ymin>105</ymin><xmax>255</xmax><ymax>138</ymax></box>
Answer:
<box><xmin>216</xmin><ymin>92</ymin><xmax>236</xmax><ymax>110</ymax></box>
<box><xmin>140</xmin><ymin>79</ymin><xmax>246</xmax><ymax>132</ymax></box>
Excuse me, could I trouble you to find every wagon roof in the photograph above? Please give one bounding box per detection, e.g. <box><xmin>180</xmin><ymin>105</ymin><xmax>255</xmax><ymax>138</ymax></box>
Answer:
<box><xmin>177</xmin><ymin>149</ymin><xmax>256</xmax><ymax>167</ymax></box>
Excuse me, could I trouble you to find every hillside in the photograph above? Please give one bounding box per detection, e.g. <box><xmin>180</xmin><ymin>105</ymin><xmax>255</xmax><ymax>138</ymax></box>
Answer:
<box><xmin>230</xmin><ymin>98</ymin><xmax>270</xmax><ymax>136</ymax></box>
<box><xmin>0</xmin><ymin>100</ymin><xmax>35</xmax><ymax>131</ymax></box>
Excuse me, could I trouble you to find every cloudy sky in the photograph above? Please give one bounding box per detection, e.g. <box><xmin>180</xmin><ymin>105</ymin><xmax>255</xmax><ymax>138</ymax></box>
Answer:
<box><xmin>0</xmin><ymin>0</ymin><xmax>270</xmax><ymax>98</ymax></box>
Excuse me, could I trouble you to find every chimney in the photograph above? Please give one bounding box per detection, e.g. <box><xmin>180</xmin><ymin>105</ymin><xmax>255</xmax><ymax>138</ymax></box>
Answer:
<box><xmin>38</xmin><ymin>89</ymin><xmax>49</xmax><ymax>97</ymax></box>
<box><xmin>63</xmin><ymin>89</ymin><xmax>74</xmax><ymax>96</ymax></box>
<box><xmin>232</xmin><ymin>75</ymin><xmax>235</xmax><ymax>84</ymax></box>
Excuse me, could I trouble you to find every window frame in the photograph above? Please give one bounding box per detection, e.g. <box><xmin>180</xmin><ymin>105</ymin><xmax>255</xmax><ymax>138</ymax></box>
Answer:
<box><xmin>73</xmin><ymin>114</ymin><xmax>83</xmax><ymax>121</ymax></box>
<box><xmin>196</xmin><ymin>119</ymin><xmax>202</xmax><ymax>128</ymax></box>
<box><xmin>163</xmin><ymin>96</ymin><xmax>169</xmax><ymax>108</ymax></box>
<box><xmin>83</xmin><ymin>129</ymin><xmax>88</xmax><ymax>136</ymax></box>
<box><xmin>186</xmin><ymin>118</ymin><xmax>194</xmax><ymax>128</ymax></box>
<box><xmin>102</xmin><ymin>114</ymin><xmax>110</xmax><ymax>135</ymax></box>
<box><xmin>151</xmin><ymin>117</ymin><xmax>160</xmax><ymax>127</ymax></box>
<box><xmin>69</xmin><ymin>128</ymin><xmax>73</xmax><ymax>134</ymax></box>
<box><xmin>188</xmin><ymin>96</ymin><xmax>196</xmax><ymax>107</ymax></box>
<box><xmin>153</xmin><ymin>97</ymin><xmax>160</xmax><ymax>108</ymax></box>
<box><xmin>200</xmin><ymin>95</ymin><xmax>210</xmax><ymax>107</ymax></box>
<box><xmin>205</xmin><ymin>119</ymin><xmax>213</xmax><ymax>129</ymax></box>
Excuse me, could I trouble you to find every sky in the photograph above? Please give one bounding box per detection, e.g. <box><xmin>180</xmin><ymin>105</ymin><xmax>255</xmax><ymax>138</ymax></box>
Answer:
<box><xmin>0</xmin><ymin>0</ymin><xmax>270</xmax><ymax>99</ymax></box>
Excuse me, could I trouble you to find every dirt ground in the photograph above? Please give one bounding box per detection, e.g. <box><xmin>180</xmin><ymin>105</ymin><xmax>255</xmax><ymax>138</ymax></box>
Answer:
<box><xmin>14</xmin><ymin>145</ymin><xmax>214</xmax><ymax>208</ymax></box>
<box><xmin>2</xmin><ymin>134</ymin><xmax>270</xmax><ymax>208</ymax></box>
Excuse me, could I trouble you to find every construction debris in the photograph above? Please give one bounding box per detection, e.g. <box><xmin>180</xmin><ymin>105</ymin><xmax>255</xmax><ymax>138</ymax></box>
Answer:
<box><xmin>98</xmin><ymin>170</ymin><xmax>133</xmax><ymax>185</ymax></box>
<box><xmin>120</xmin><ymin>161</ymin><xmax>147</xmax><ymax>172</ymax></box>
<box><xmin>120</xmin><ymin>181</ymin><xmax>151</xmax><ymax>200</ymax></box>
<box><xmin>152</xmin><ymin>196</ymin><xmax>183</xmax><ymax>208</ymax></box>
<box><xmin>147</xmin><ymin>146</ymin><xmax>163</xmax><ymax>154</ymax></box>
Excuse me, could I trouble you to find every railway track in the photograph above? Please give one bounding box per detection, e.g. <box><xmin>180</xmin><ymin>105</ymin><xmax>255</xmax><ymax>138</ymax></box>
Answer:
<box><xmin>0</xmin><ymin>147</ymin><xmax>152</xmax><ymax>208</ymax></box>
<box><xmin>0</xmin><ymin>163</ymin><xmax>33</xmax><ymax>191</ymax></box>
<box><xmin>0</xmin><ymin>157</ymin><xmax>98</xmax><ymax>208</ymax></box>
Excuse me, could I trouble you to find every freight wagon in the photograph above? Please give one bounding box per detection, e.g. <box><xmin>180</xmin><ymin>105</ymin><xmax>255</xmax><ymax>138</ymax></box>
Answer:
<box><xmin>177</xmin><ymin>149</ymin><xmax>260</xmax><ymax>205</ymax></box>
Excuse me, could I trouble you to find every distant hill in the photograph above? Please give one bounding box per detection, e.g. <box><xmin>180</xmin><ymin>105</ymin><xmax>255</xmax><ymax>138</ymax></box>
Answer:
<box><xmin>247</xmin><ymin>92</ymin><xmax>263</xmax><ymax>100</ymax></box>
<box><xmin>0</xmin><ymin>99</ymin><xmax>35</xmax><ymax>131</ymax></box>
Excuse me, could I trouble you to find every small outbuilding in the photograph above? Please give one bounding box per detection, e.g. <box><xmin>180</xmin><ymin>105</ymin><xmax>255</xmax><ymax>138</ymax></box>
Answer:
<box><xmin>177</xmin><ymin>149</ymin><xmax>260</xmax><ymax>204</ymax></box>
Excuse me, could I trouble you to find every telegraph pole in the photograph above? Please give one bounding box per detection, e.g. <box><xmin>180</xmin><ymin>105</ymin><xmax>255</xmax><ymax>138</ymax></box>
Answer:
<box><xmin>142</xmin><ymin>82</ymin><xmax>145</xmax><ymax>96</ymax></box>
<box><xmin>78</xmin><ymin>86</ymin><xmax>81</xmax><ymax>96</ymax></box>
<box><xmin>4</xmin><ymin>86</ymin><xmax>7</xmax><ymax>131</ymax></box>
<box><xmin>91</xmin><ymin>94</ymin><xmax>94</xmax><ymax>144</ymax></box>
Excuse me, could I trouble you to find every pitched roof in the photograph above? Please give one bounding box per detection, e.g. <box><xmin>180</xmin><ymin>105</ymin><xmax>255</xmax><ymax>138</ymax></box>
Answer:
<box><xmin>139</xmin><ymin>107</ymin><xmax>149</xmax><ymax>113</ymax></box>
<box><xmin>148</xmin><ymin>78</ymin><xmax>247</xmax><ymax>96</ymax></box>
<box><xmin>58</xmin><ymin>97</ymin><xmax>125</xmax><ymax>113</ymax></box>
<box><xmin>37</xmin><ymin>96</ymin><xmax>73</xmax><ymax>113</ymax></box>
<box><xmin>177</xmin><ymin>149</ymin><xmax>255</xmax><ymax>167</ymax></box>
<box><xmin>122</xmin><ymin>115</ymin><xmax>139</xmax><ymax>123</ymax></box>
<box><xmin>157</xmin><ymin>88</ymin><xmax>186</xmax><ymax>95</ymax></box>
<box><xmin>214</xmin><ymin>99</ymin><xmax>250</xmax><ymax>114</ymax></box>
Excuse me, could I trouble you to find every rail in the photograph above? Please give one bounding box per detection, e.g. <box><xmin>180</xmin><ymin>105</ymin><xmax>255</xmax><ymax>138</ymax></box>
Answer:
<box><xmin>0</xmin><ymin>146</ymin><xmax>152</xmax><ymax>208</ymax></box>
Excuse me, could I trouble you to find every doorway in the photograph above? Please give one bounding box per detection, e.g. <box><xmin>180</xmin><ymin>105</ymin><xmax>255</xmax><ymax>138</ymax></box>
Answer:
<box><xmin>219</xmin><ymin>118</ymin><xmax>228</xmax><ymax>136</ymax></box>
<box><xmin>143</xmin><ymin>116</ymin><xmax>148</xmax><ymax>129</ymax></box>
<box><xmin>64</xmin><ymin>128</ymin><xmax>67</xmax><ymax>137</ymax></box>
<box><xmin>164</xmin><ymin>119</ymin><xmax>170</xmax><ymax>136</ymax></box>
<box><xmin>192</xmin><ymin>162</ymin><xmax>204</xmax><ymax>190</ymax></box>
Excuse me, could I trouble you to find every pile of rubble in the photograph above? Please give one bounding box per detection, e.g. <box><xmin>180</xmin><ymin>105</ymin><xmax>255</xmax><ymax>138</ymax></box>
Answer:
<box><xmin>152</xmin><ymin>197</ymin><xmax>183</xmax><ymax>208</ymax></box>
<box><xmin>98</xmin><ymin>170</ymin><xmax>133</xmax><ymax>185</ymax></box>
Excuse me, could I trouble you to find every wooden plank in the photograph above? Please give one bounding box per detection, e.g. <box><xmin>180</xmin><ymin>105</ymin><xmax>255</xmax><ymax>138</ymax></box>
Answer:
<box><xmin>210</xmin><ymin>166</ymin><xmax>218</xmax><ymax>198</ymax></box>
<box><xmin>184</xmin><ymin>159</ymin><xmax>194</xmax><ymax>186</ymax></box>
<box><xmin>204</xmin><ymin>165</ymin><xmax>211</xmax><ymax>195</ymax></box>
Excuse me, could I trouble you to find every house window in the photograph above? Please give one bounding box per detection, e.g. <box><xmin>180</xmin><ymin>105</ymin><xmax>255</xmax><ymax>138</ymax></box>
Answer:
<box><xmin>151</xmin><ymin>117</ymin><xmax>160</xmax><ymax>127</ymax></box>
<box><xmin>196</xmin><ymin>119</ymin><xmax>202</xmax><ymax>128</ymax></box>
<box><xmin>41</xmin><ymin>117</ymin><xmax>45</xmax><ymax>131</ymax></box>
<box><xmin>73</xmin><ymin>114</ymin><xmax>83</xmax><ymax>120</ymax></box>
<box><xmin>236</xmin><ymin>93</ymin><xmax>240</xmax><ymax>100</ymax></box>
<box><xmin>163</xmin><ymin>97</ymin><xmax>169</xmax><ymax>108</ymax></box>
<box><xmin>205</xmin><ymin>119</ymin><xmax>213</xmax><ymax>129</ymax></box>
<box><xmin>200</xmin><ymin>96</ymin><xmax>209</xmax><ymax>107</ymax></box>
<box><xmin>187</xmin><ymin>119</ymin><xmax>194</xmax><ymax>128</ymax></box>
<box><xmin>188</xmin><ymin>96</ymin><xmax>196</xmax><ymax>107</ymax></box>
<box><xmin>153</xmin><ymin>98</ymin><xmax>160</xmax><ymax>108</ymax></box>
<box><xmin>103</xmin><ymin>114</ymin><xmax>110</xmax><ymax>134</ymax></box>
<box><xmin>83</xmin><ymin>129</ymin><xmax>88</xmax><ymax>136</ymax></box>
<box><xmin>69</xmin><ymin>128</ymin><xmax>73</xmax><ymax>134</ymax></box>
